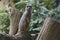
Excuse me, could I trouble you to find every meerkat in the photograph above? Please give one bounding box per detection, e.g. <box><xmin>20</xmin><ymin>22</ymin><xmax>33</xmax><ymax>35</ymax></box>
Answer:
<box><xmin>15</xmin><ymin>5</ymin><xmax>33</xmax><ymax>40</ymax></box>
<box><xmin>5</xmin><ymin>4</ymin><xmax>23</xmax><ymax>35</ymax></box>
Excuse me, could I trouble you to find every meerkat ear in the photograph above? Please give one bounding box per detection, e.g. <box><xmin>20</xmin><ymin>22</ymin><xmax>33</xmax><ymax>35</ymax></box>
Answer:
<box><xmin>8</xmin><ymin>3</ymin><xmax>12</xmax><ymax>7</ymax></box>
<box><xmin>8</xmin><ymin>3</ymin><xmax>14</xmax><ymax>7</ymax></box>
<box><xmin>8</xmin><ymin>1</ymin><xmax>15</xmax><ymax>8</ymax></box>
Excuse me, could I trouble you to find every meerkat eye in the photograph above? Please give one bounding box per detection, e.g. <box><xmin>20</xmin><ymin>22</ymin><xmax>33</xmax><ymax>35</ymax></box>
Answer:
<box><xmin>9</xmin><ymin>8</ymin><xmax>11</xmax><ymax>12</ymax></box>
<box><xmin>5</xmin><ymin>6</ymin><xmax>14</xmax><ymax>13</ymax></box>
<box><xmin>26</xmin><ymin>6</ymin><xmax>32</xmax><ymax>10</ymax></box>
<box><xmin>9</xmin><ymin>8</ymin><xmax>13</xmax><ymax>13</ymax></box>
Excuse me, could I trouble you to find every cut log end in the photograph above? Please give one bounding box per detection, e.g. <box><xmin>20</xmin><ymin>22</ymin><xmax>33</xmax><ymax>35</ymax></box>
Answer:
<box><xmin>36</xmin><ymin>17</ymin><xmax>60</xmax><ymax>40</ymax></box>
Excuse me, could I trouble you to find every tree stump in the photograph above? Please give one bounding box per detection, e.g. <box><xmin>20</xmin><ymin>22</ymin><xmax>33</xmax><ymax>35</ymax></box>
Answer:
<box><xmin>36</xmin><ymin>17</ymin><xmax>60</xmax><ymax>40</ymax></box>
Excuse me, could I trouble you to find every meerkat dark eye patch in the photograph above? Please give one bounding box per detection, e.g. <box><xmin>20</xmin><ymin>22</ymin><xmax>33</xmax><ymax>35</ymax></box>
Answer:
<box><xmin>27</xmin><ymin>6</ymin><xmax>32</xmax><ymax>8</ymax></box>
<box><xmin>10</xmin><ymin>9</ymin><xmax>12</xmax><ymax>12</ymax></box>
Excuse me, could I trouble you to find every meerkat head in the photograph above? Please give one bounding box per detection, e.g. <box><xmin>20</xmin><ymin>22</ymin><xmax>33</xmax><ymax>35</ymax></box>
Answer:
<box><xmin>25</xmin><ymin>4</ymin><xmax>32</xmax><ymax>11</ymax></box>
<box><xmin>5</xmin><ymin>4</ymin><xmax>14</xmax><ymax>14</ymax></box>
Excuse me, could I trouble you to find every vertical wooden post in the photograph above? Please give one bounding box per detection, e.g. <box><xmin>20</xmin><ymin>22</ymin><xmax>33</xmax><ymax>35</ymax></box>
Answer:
<box><xmin>36</xmin><ymin>17</ymin><xmax>60</xmax><ymax>40</ymax></box>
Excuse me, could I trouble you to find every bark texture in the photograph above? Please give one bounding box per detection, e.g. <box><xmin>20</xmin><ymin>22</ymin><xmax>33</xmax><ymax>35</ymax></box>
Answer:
<box><xmin>0</xmin><ymin>33</ymin><xmax>23</xmax><ymax>40</ymax></box>
<box><xmin>36</xmin><ymin>17</ymin><xmax>60</xmax><ymax>40</ymax></box>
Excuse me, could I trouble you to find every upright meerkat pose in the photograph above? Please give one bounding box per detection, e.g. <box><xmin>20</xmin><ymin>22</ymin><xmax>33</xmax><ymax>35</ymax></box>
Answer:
<box><xmin>5</xmin><ymin>4</ymin><xmax>23</xmax><ymax>35</ymax></box>
<box><xmin>15</xmin><ymin>5</ymin><xmax>33</xmax><ymax>40</ymax></box>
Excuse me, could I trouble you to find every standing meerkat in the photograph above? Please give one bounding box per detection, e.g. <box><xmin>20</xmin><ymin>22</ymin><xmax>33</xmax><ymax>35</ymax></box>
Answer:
<box><xmin>5</xmin><ymin>4</ymin><xmax>23</xmax><ymax>35</ymax></box>
<box><xmin>15</xmin><ymin>5</ymin><xmax>33</xmax><ymax>40</ymax></box>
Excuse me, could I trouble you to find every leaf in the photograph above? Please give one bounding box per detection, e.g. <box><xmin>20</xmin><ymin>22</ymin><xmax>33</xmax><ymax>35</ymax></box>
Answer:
<box><xmin>0</xmin><ymin>8</ymin><xmax>4</xmax><ymax>13</ymax></box>
<box><xmin>15</xmin><ymin>1</ymin><xmax>27</xmax><ymax>10</ymax></box>
<box><xmin>32</xmin><ymin>27</ymin><xmax>42</xmax><ymax>31</ymax></box>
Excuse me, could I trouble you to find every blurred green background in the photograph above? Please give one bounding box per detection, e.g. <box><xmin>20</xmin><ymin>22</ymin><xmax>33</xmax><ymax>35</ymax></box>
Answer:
<box><xmin>0</xmin><ymin>0</ymin><xmax>60</xmax><ymax>34</ymax></box>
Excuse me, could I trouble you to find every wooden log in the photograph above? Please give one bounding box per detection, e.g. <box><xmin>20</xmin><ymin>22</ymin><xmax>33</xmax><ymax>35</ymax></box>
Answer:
<box><xmin>0</xmin><ymin>33</ymin><xmax>22</xmax><ymax>40</ymax></box>
<box><xmin>36</xmin><ymin>17</ymin><xmax>60</xmax><ymax>40</ymax></box>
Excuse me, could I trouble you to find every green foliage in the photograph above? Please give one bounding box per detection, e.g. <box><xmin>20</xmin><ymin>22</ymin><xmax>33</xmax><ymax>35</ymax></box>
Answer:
<box><xmin>15</xmin><ymin>1</ymin><xmax>27</xmax><ymax>10</ymax></box>
<box><xmin>0</xmin><ymin>14</ymin><xmax>10</xmax><ymax>33</ymax></box>
<box><xmin>0</xmin><ymin>8</ymin><xmax>4</xmax><ymax>13</ymax></box>
<box><xmin>42</xmin><ymin>0</ymin><xmax>55</xmax><ymax>9</ymax></box>
<box><xmin>13</xmin><ymin>0</ymin><xmax>20</xmax><ymax>3</ymax></box>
